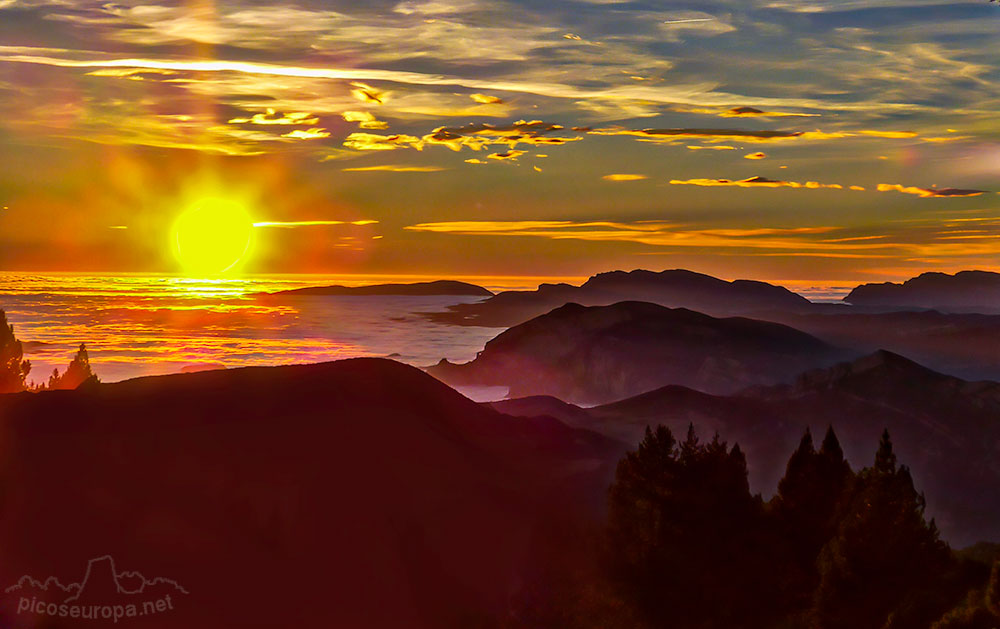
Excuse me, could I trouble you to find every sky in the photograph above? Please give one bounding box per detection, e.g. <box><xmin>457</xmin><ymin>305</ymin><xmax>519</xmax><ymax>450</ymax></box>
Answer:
<box><xmin>0</xmin><ymin>0</ymin><xmax>998</xmax><ymax>282</ymax></box>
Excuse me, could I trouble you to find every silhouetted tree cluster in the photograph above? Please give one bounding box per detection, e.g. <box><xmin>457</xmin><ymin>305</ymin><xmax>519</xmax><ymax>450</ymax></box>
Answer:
<box><xmin>0</xmin><ymin>309</ymin><xmax>31</xmax><ymax>393</ymax></box>
<box><xmin>47</xmin><ymin>343</ymin><xmax>99</xmax><ymax>390</ymax></box>
<box><xmin>522</xmin><ymin>424</ymin><xmax>993</xmax><ymax>629</ymax></box>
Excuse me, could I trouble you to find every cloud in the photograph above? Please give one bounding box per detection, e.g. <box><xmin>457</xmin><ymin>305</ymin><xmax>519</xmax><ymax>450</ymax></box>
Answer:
<box><xmin>487</xmin><ymin>150</ymin><xmax>526</xmax><ymax>161</ymax></box>
<box><xmin>423</xmin><ymin>120</ymin><xmax>581</xmax><ymax>151</ymax></box>
<box><xmin>590</xmin><ymin>127</ymin><xmax>805</xmax><ymax>143</ymax></box>
<box><xmin>342</xmin><ymin>120</ymin><xmax>581</xmax><ymax>155</ymax></box>
<box><xmin>858</xmin><ymin>130</ymin><xmax>918</xmax><ymax>139</ymax></box>
<box><xmin>658</xmin><ymin>11</ymin><xmax>735</xmax><ymax>41</ymax></box>
<box><xmin>229</xmin><ymin>109</ymin><xmax>319</xmax><ymax>125</ymax></box>
<box><xmin>470</xmin><ymin>94</ymin><xmax>504</xmax><ymax>105</ymax></box>
<box><xmin>342</xmin><ymin>111</ymin><xmax>389</xmax><ymax>130</ymax></box>
<box><xmin>350</xmin><ymin>82</ymin><xmax>388</xmax><ymax>105</ymax></box>
<box><xmin>670</xmin><ymin>176</ymin><xmax>859</xmax><ymax>191</ymax></box>
<box><xmin>744</xmin><ymin>152</ymin><xmax>767</xmax><ymax>160</ymax></box>
<box><xmin>0</xmin><ymin>46</ymin><xmax>917</xmax><ymax>122</ymax></box>
<box><xmin>877</xmin><ymin>184</ymin><xmax>988</xmax><ymax>198</ymax></box>
<box><xmin>343</xmin><ymin>133</ymin><xmax>422</xmax><ymax>151</ymax></box>
<box><xmin>281</xmin><ymin>128</ymin><xmax>330</xmax><ymax>140</ymax></box>
<box><xmin>342</xmin><ymin>165</ymin><xmax>445</xmax><ymax>172</ymax></box>
<box><xmin>603</xmin><ymin>174</ymin><xmax>647</xmax><ymax>181</ymax></box>
<box><xmin>687</xmin><ymin>145</ymin><xmax>736</xmax><ymax>151</ymax></box>
<box><xmin>405</xmin><ymin>220</ymin><xmax>854</xmax><ymax>251</ymax></box>
<box><xmin>720</xmin><ymin>106</ymin><xmax>820</xmax><ymax>119</ymax></box>
<box><xmin>86</xmin><ymin>67</ymin><xmax>178</xmax><ymax>80</ymax></box>
<box><xmin>253</xmin><ymin>220</ymin><xmax>378</xmax><ymax>228</ymax></box>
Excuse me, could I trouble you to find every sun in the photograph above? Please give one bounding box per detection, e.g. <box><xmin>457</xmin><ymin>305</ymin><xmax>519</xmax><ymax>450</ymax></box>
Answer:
<box><xmin>172</xmin><ymin>198</ymin><xmax>253</xmax><ymax>274</ymax></box>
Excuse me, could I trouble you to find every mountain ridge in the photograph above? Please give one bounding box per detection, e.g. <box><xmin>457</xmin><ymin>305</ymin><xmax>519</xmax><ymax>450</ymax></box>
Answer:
<box><xmin>430</xmin><ymin>300</ymin><xmax>850</xmax><ymax>404</ymax></box>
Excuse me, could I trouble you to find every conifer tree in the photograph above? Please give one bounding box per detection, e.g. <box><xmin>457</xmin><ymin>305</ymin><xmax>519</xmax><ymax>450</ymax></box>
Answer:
<box><xmin>47</xmin><ymin>343</ymin><xmax>98</xmax><ymax>390</ymax></box>
<box><xmin>0</xmin><ymin>309</ymin><xmax>30</xmax><ymax>393</ymax></box>
<box><xmin>812</xmin><ymin>430</ymin><xmax>952</xmax><ymax>629</ymax></box>
<box><xmin>607</xmin><ymin>424</ymin><xmax>770</xmax><ymax>628</ymax></box>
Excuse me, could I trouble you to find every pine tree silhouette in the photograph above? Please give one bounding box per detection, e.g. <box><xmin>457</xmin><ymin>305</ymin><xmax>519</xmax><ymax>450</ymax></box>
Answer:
<box><xmin>48</xmin><ymin>343</ymin><xmax>99</xmax><ymax>390</ymax></box>
<box><xmin>812</xmin><ymin>430</ymin><xmax>952</xmax><ymax>629</ymax></box>
<box><xmin>0</xmin><ymin>309</ymin><xmax>31</xmax><ymax>393</ymax></box>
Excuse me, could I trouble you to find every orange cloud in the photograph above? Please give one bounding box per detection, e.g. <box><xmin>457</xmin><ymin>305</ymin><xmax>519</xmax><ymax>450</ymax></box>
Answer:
<box><xmin>253</xmin><ymin>220</ymin><xmax>378</xmax><ymax>228</ymax></box>
<box><xmin>404</xmin><ymin>220</ymin><xmax>851</xmax><ymax>251</ymax></box>
<box><xmin>229</xmin><ymin>109</ymin><xmax>319</xmax><ymax>125</ymax></box>
<box><xmin>591</xmin><ymin>127</ymin><xmax>804</xmax><ymax>143</ymax></box>
<box><xmin>470</xmin><ymin>94</ymin><xmax>504</xmax><ymax>104</ymax></box>
<box><xmin>877</xmin><ymin>184</ymin><xmax>988</xmax><ymax>198</ymax></box>
<box><xmin>859</xmin><ymin>130</ymin><xmax>918</xmax><ymax>139</ymax></box>
<box><xmin>342</xmin><ymin>165</ymin><xmax>445</xmax><ymax>172</ymax></box>
<box><xmin>603</xmin><ymin>174</ymin><xmax>647</xmax><ymax>181</ymax></box>
<box><xmin>488</xmin><ymin>150</ymin><xmax>527</xmax><ymax>161</ymax></box>
<box><xmin>670</xmin><ymin>176</ymin><xmax>855</xmax><ymax>190</ymax></box>
<box><xmin>744</xmin><ymin>152</ymin><xmax>767</xmax><ymax>160</ymax></box>
<box><xmin>343</xmin><ymin>120</ymin><xmax>581</xmax><ymax>155</ymax></box>
<box><xmin>424</xmin><ymin>120</ymin><xmax>581</xmax><ymax>151</ymax></box>
<box><xmin>343</xmin><ymin>133</ymin><xmax>423</xmax><ymax>151</ymax></box>
<box><xmin>342</xmin><ymin>111</ymin><xmax>388</xmax><ymax>130</ymax></box>
<box><xmin>687</xmin><ymin>145</ymin><xmax>736</xmax><ymax>151</ymax></box>
<box><xmin>720</xmin><ymin>106</ymin><xmax>819</xmax><ymax>118</ymax></box>
<box><xmin>350</xmin><ymin>82</ymin><xmax>387</xmax><ymax>105</ymax></box>
<box><xmin>281</xmin><ymin>128</ymin><xmax>330</xmax><ymax>140</ymax></box>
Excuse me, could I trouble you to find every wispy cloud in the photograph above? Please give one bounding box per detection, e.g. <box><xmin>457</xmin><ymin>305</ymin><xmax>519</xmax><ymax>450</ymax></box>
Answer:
<box><xmin>877</xmin><ymin>184</ymin><xmax>989</xmax><ymax>198</ymax></box>
<box><xmin>342</xmin><ymin>165</ymin><xmax>445</xmax><ymax>172</ymax></box>
<box><xmin>281</xmin><ymin>128</ymin><xmax>330</xmax><ymax>140</ymax></box>
<box><xmin>253</xmin><ymin>220</ymin><xmax>378</xmax><ymax>228</ymax></box>
<box><xmin>228</xmin><ymin>109</ymin><xmax>318</xmax><ymax>125</ymax></box>
<box><xmin>342</xmin><ymin>111</ymin><xmax>388</xmax><ymax>130</ymax></box>
<box><xmin>404</xmin><ymin>220</ymin><xmax>857</xmax><ymax>251</ymax></box>
<box><xmin>590</xmin><ymin>127</ymin><xmax>805</xmax><ymax>143</ymax></box>
<box><xmin>603</xmin><ymin>174</ymin><xmax>647</xmax><ymax>181</ymax></box>
<box><xmin>670</xmin><ymin>176</ymin><xmax>861</xmax><ymax>191</ymax></box>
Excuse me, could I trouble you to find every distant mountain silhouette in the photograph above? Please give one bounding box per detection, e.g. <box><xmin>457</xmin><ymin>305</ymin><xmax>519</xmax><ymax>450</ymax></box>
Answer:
<box><xmin>762</xmin><ymin>308</ymin><xmax>1000</xmax><ymax>382</ymax></box>
<box><xmin>261</xmin><ymin>280</ymin><xmax>493</xmax><ymax>297</ymax></box>
<box><xmin>429</xmin><ymin>301</ymin><xmax>849</xmax><ymax>404</ymax></box>
<box><xmin>492</xmin><ymin>350</ymin><xmax>1000</xmax><ymax>546</ymax></box>
<box><xmin>844</xmin><ymin>271</ymin><xmax>1000</xmax><ymax>312</ymax></box>
<box><xmin>0</xmin><ymin>359</ymin><xmax>620</xmax><ymax>628</ymax></box>
<box><xmin>425</xmin><ymin>269</ymin><xmax>811</xmax><ymax>327</ymax></box>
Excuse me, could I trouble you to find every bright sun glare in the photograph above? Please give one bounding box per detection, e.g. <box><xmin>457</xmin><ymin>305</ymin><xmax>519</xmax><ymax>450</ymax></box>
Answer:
<box><xmin>173</xmin><ymin>199</ymin><xmax>253</xmax><ymax>275</ymax></box>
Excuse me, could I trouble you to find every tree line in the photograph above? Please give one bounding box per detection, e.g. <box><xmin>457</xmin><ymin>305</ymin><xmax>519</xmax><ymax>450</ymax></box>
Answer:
<box><xmin>516</xmin><ymin>425</ymin><xmax>1000</xmax><ymax>629</ymax></box>
<box><xmin>0</xmin><ymin>309</ymin><xmax>98</xmax><ymax>393</ymax></box>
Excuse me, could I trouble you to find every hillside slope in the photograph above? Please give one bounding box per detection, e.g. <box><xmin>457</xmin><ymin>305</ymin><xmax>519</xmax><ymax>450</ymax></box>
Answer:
<box><xmin>0</xmin><ymin>358</ymin><xmax>620</xmax><ymax>628</ymax></box>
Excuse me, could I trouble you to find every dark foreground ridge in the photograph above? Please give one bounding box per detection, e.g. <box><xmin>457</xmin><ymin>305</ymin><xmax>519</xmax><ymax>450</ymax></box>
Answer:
<box><xmin>0</xmin><ymin>358</ymin><xmax>620</xmax><ymax>628</ymax></box>
<box><xmin>430</xmin><ymin>301</ymin><xmax>850</xmax><ymax>404</ymax></box>
<box><xmin>260</xmin><ymin>279</ymin><xmax>494</xmax><ymax>297</ymax></box>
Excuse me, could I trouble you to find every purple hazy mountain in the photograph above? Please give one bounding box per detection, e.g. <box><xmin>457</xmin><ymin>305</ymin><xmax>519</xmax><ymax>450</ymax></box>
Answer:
<box><xmin>844</xmin><ymin>271</ymin><xmax>1000</xmax><ymax>312</ymax></box>
<box><xmin>429</xmin><ymin>301</ymin><xmax>849</xmax><ymax>404</ymax></box>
